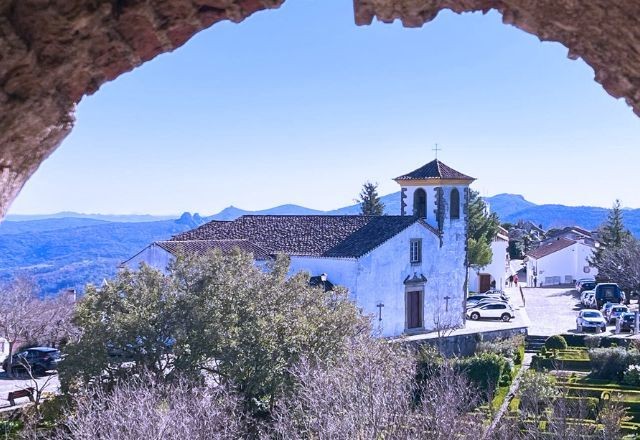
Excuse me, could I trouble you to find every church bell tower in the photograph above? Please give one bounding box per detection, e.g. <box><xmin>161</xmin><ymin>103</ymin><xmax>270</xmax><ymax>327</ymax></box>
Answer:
<box><xmin>394</xmin><ymin>159</ymin><xmax>475</xmax><ymax>242</ymax></box>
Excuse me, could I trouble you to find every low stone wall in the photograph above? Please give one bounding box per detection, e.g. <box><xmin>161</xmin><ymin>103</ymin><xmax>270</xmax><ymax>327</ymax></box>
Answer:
<box><xmin>408</xmin><ymin>326</ymin><xmax>528</xmax><ymax>357</ymax></box>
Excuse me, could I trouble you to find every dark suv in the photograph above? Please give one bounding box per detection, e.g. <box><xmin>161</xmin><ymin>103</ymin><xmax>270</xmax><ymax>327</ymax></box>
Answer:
<box><xmin>3</xmin><ymin>347</ymin><xmax>61</xmax><ymax>375</ymax></box>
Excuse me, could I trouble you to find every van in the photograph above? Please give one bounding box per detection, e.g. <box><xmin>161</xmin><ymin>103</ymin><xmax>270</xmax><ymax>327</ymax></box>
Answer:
<box><xmin>595</xmin><ymin>283</ymin><xmax>623</xmax><ymax>309</ymax></box>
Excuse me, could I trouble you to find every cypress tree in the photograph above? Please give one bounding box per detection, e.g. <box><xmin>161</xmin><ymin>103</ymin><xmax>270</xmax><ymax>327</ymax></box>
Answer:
<box><xmin>358</xmin><ymin>182</ymin><xmax>385</xmax><ymax>216</ymax></box>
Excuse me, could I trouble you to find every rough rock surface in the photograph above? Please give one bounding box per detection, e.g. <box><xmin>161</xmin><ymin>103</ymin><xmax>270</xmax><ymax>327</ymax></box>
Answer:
<box><xmin>0</xmin><ymin>0</ymin><xmax>284</xmax><ymax>218</ymax></box>
<box><xmin>1</xmin><ymin>0</ymin><xmax>639</xmax><ymax>217</ymax></box>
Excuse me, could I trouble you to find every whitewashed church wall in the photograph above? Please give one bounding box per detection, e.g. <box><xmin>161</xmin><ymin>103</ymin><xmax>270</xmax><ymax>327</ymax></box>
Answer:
<box><xmin>288</xmin><ymin>256</ymin><xmax>358</xmax><ymax>294</ymax></box>
<box><xmin>356</xmin><ymin>219</ymin><xmax>466</xmax><ymax>338</ymax></box>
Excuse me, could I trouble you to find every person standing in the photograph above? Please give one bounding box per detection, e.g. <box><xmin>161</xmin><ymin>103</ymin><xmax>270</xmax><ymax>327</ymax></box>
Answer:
<box><xmin>508</xmin><ymin>274</ymin><xmax>514</xmax><ymax>287</ymax></box>
<box><xmin>514</xmin><ymin>274</ymin><xmax>519</xmax><ymax>287</ymax></box>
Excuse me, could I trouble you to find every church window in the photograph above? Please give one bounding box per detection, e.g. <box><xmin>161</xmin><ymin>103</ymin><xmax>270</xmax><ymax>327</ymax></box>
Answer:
<box><xmin>406</xmin><ymin>290</ymin><xmax>424</xmax><ymax>330</ymax></box>
<box><xmin>413</xmin><ymin>188</ymin><xmax>426</xmax><ymax>218</ymax></box>
<box><xmin>410</xmin><ymin>239</ymin><xmax>422</xmax><ymax>264</ymax></box>
<box><xmin>450</xmin><ymin>188</ymin><xmax>460</xmax><ymax>220</ymax></box>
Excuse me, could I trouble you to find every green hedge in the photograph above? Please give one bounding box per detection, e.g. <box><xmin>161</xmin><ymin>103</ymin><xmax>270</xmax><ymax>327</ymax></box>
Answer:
<box><xmin>531</xmin><ymin>355</ymin><xmax>591</xmax><ymax>372</ymax></box>
<box><xmin>558</xmin><ymin>333</ymin><xmax>631</xmax><ymax>349</ymax></box>
<box><xmin>545</xmin><ymin>335</ymin><xmax>568</xmax><ymax>350</ymax></box>
<box><xmin>589</xmin><ymin>347</ymin><xmax>640</xmax><ymax>380</ymax></box>
<box><xmin>457</xmin><ymin>352</ymin><xmax>507</xmax><ymax>398</ymax></box>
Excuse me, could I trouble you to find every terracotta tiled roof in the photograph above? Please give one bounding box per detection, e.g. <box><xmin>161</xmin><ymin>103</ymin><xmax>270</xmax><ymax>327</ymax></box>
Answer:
<box><xmin>394</xmin><ymin>159</ymin><xmax>474</xmax><ymax>181</ymax></box>
<box><xmin>527</xmin><ymin>238</ymin><xmax>576</xmax><ymax>259</ymax></box>
<box><xmin>171</xmin><ymin>215</ymin><xmax>437</xmax><ymax>258</ymax></box>
<box><xmin>156</xmin><ymin>239</ymin><xmax>271</xmax><ymax>260</ymax></box>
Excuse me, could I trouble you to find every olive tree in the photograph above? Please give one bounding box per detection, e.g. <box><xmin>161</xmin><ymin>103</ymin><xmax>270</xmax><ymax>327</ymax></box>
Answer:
<box><xmin>60</xmin><ymin>250</ymin><xmax>370</xmax><ymax>416</ymax></box>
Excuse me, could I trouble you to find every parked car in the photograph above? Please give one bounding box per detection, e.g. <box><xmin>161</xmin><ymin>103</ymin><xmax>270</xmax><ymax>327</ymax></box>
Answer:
<box><xmin>583</xmin><ymin>292</ymin><xmax>597</xmax><ymax>309</ymax></box>
<box><xmin>467</xmin><ymin>298</ymin><xmax>509</xmax><ymax>310</ymax></box>
<box><xmin>466</xmin><ymin>294</ymin><xmax>508</xmax><ymax>307</ymax></box>
<box><xmin>575</xmin><ymin>277</ymin><xmax>593</xmax><ymax>288</ymax></box>
<box><xmin>581</xmin><ymin>289</ymin><xmax>596</xmax><ymax>307</ymax></box>
<box><xmin>578</xmin><ymin>281</ymin><xmax>596</xmax><ymax>293</ymax></box>
<box><xmin>3</xmin><ymin>347</ymin><xmax>61</xmax><ymax>375</ymax></box>
<box><xmin>466</xmin><ymin>302</ymin><xmax>515</xmax><ymax>322</ymax></box>
<box><xmin>594</xmin><ymin>283</ymin><xmax>624</xmax><ymax>309</ymax></box>
<box><xmin>600</xmin><ymin>302</ymin><xmax>615</xmax><ymax>316</ymax></box>
<box><xmin>576</xmin><ymin>310</ymin><xmax>607</xmax><ymax>333</ymax></box>
<box><xmin>481</xmin><ymin>289</ymin><xmax>509</xmax><ymax>301</ymax></box>
<box><xmin>605</xmin><ymin>305</ymin><xmax>629</xmax><ymax>324</ymax></box>
<box><xmin>620</xmin><ymin>312</ymin><xmax>637</xmax><ymax>332</ymax></box>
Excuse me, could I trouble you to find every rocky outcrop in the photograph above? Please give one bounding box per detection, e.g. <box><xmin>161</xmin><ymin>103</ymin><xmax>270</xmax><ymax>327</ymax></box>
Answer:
<box><xmin>1</xmin><ymin>0</ymin><xmax>639</xmax><ymax>217</ymax></box>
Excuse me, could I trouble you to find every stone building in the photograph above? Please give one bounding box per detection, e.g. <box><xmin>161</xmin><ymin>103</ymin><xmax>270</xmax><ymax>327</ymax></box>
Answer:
<box><xmin>123</xmin><ymin>159</ymin><xmax>474</xmax><ymax>337</ymax></box>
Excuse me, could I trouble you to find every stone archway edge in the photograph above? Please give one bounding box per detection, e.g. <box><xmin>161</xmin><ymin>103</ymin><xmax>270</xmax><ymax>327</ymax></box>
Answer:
<box><xmin>1</xmin><ymin>0</ymin><xmax>639</xmax><ymax>218</ymax></box>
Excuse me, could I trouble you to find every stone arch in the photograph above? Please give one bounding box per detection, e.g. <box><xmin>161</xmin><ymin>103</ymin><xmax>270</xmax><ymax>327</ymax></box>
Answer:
<box><xmin>413</xmin><ymin>188</ymin><xmax>426</xmax><ymax>218</ymax></box>
<box><xmin>2</xmin><ymin>0</ymin><xmax>640</xmax><ymax>217</ymax></box>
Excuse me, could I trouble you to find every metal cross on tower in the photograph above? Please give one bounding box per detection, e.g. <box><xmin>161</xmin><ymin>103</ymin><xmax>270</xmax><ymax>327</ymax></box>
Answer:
<box><xmin>433</xmin><ymin>143</ymin><xmax>442</xmax><ymax>159</ymax></box>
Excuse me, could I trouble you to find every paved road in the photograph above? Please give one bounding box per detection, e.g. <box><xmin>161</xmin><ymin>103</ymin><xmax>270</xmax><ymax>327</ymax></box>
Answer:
<box><xmin>523</xmin><ymin>286</ymin><xmax>639</xmax><ymax>337</ymax></box>
<box><xmin>0</xmin><ymin>372</ymin><xmax>59</xmax><ymax>408</ymax></box>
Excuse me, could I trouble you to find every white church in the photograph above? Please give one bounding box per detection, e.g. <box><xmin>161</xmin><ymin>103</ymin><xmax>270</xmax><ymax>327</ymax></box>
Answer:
<box><xmin>123</xmin><ymin>159</ymin><xmax>474</xmax><ymax>337</ymax></box>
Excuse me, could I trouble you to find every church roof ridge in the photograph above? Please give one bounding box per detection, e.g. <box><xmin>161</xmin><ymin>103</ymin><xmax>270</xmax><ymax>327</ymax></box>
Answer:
<box><xmin>394</xmin><ymin>159</ymin><xmax>475</xmax><ymax>182</ymax></box>
<box><xmin>170</xmin><ymin>214</ymin><xmax>436</xmax><ymax>258</ymax></box>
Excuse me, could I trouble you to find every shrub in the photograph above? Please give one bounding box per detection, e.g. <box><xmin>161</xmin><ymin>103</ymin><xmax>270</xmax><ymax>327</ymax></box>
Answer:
<box><xmin>416</xmin><ymin>345</ymin><xmax>444</xmax><ymax>383</ymax></box>
<box><xmin>476</xmin><ymin>335</ymin><xmax>525</xmax><ymax>363</ymax></box>
<box><xmin>456</xmin><ymin>352</ymin><xmax>506</xmax><ymax>399</ymax></box>
<box><xmin>545</xmin><ymin>335</ymin><xmax>568</xmax><ymax>351</ymax></box>
<box><xmin>623</xmin><ymin>365</ymin><xmax>640</xmax><ymax>386</ymax></box>
<box><xmin>584</xmin><ymin>335</ymin><xmax>602</xmax><ymax>349</ymax></box>
<box><xmin>518</xmin><ymin>370</ymin><xmax>558</xmax><ymax>414</ymax></box>
<box><xmin>500</xmin><ymin>358</ymin><xmax>515</xmax><ymax>387</ymax></box>
<box><xmin>589</xmin><ymin>347</ymin><xmax>640</xmax><ymax>380</ymax></box>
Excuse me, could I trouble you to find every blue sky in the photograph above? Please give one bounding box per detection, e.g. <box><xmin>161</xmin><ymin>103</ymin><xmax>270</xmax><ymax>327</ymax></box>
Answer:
<box><xmin>9</xmin><ymin>1</ymin><xmax>640</xmax><ymax>215</ymax></box>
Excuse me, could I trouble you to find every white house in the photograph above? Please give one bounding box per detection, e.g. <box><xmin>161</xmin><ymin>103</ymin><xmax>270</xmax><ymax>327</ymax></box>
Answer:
<box><xmin>525</xmin><ymin>237</ymin><xmax>598</xmax><ymax>287</ymax></box>
<box><xmin>468</xmin><ymin>226</ymin><xmax>510</xmax><ymax>293</ymax></box>
<box><xmin>123</xmin><ymin>159</ymin><xmax>474</xmax><ymax>338</ymax></box>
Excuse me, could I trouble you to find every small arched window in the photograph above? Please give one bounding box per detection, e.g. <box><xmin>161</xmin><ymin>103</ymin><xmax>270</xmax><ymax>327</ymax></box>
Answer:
<box><xmin>413</xmin><ymin>189</ymin><xmax>426</xmax><ymax>218</ymax></box>
<box><xmin>450</xmin><ymin>188</ymin><xmax>460</xmax><ymax>220</ymax></box>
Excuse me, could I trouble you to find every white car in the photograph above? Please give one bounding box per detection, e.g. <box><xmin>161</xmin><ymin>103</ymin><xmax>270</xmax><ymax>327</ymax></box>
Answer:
<box><xmin>583</xmin><ymin>292</ymin><xmax>597</xmax><ymax>309</ymax></box>
<box><xmin>581</xmin><ymin>290</ymin><xmax>596</xmax><ymax>307</ymax></box>
<box><xmin>467</xmin><ymin>302</ymin><xmax>515</xmax><ymax>322</ymax></box>
<box><xmin>576</xmin><ymin>310</ymin><xmax>607</xmax><ymax>333</ymax></box>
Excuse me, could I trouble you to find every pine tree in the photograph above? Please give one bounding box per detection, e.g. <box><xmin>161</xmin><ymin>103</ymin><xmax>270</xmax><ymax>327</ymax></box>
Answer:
<box><xmin>358</xmin><ymin>182</ymin><xmax>385</xmax><ymax>216</ymax></box>
<box><xmin>467</xmin><ymin>190</ymin><xmax>500</xmax><ymax>268</ymax></box>
<box><xmin>591</xmin><ymin>199</ymin><xmax>631</xmax><ymax>266</ymax></box>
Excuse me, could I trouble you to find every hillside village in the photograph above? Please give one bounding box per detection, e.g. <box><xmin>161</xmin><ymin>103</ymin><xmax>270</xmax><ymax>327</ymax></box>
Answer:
<box><xmin>2</xmin><ymin>0</ymin><xmax>640</xmax><ymax>437</ymax></box>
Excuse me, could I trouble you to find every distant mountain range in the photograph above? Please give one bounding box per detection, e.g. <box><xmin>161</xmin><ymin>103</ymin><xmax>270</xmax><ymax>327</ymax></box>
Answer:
<box><xmin>2</xmin><ymin>193</ymin><xmax>639</xmax><ymax>294</ymax></box>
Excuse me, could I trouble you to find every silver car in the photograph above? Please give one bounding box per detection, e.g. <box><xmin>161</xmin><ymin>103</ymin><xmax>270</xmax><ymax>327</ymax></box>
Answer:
<box><xmin>576</xmin><ymin>310</ymin><xmax>606</xmax><ymax>333</ymax></box>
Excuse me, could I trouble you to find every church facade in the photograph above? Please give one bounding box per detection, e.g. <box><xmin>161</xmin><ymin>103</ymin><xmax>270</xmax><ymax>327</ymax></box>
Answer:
<box><xmin>123</xmin><ymin>159</ymin><xmax>474</xmax><ymax>337</ymax></box>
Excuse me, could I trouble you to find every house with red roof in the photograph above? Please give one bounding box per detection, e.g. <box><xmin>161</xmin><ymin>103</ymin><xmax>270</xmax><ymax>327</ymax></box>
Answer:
<box><xmin>524</xmin><ymin>237</ymin><xmax>598</xmax><ymax>287</ymax></box>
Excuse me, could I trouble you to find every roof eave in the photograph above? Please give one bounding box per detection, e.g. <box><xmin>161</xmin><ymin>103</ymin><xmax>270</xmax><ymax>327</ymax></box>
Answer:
<box><xmin>393</xmin><ymin>177</ymin><xmax>476</xmax><ymax>185</ymax></box>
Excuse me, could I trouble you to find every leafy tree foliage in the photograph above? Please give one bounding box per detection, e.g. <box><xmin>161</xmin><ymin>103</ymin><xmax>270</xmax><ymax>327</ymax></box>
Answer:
<box><xmin>358</xmin><ymin>181</ymin><xmax>385</xmax><ymax>216</ymax></box>
<box><xmin>60</xmin><ymin>251</ymin><xmax>369</xmax><ymax>416</ymax></box>
<box><xmin>467</xmin><ymin>190</ymin><xmax>500</xmax><ymax>268</ymax></box>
